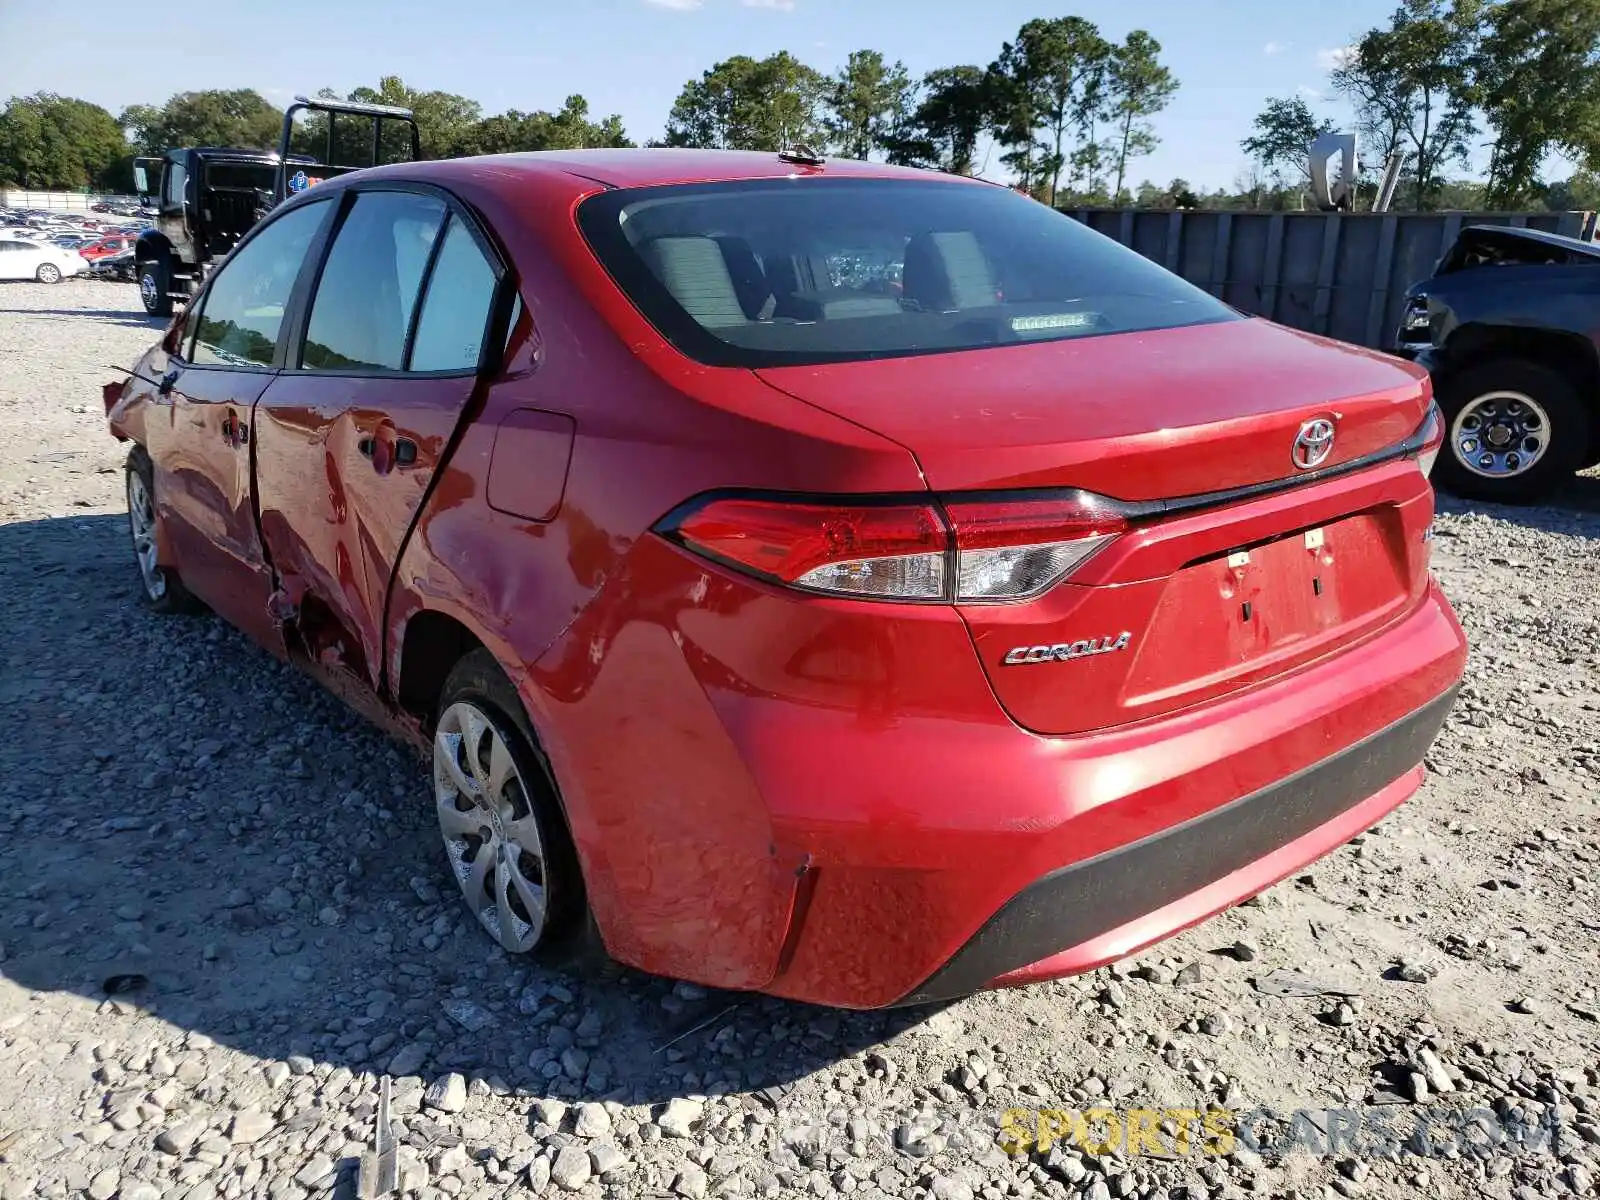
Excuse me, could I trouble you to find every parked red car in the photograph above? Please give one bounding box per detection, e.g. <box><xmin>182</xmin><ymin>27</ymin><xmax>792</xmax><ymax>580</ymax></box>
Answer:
<box><xmin>79</xmin><ymin>234</ymin><xmax>136</xmax><ymax>261</ymax></box>
<box><xmin>104</xmin><ymin>150</ymin><xmax>1466</xmax><ymax>1009</ymax></box>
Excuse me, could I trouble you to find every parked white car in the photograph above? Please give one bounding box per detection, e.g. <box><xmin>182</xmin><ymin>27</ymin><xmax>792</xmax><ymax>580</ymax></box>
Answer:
<box><xmin>0</xmin><ymin>237</ymin><xmax>88</xmax><ymax>283</ymax></box>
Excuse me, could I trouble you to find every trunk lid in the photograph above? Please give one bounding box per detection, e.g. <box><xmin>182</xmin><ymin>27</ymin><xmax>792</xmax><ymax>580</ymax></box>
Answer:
<box><xmin>756</xmin><ymin>317</ymin><xmax>1437</xmax><ymax>735</ymax></box>
<box><xmin>754</xmin><ymin>316</ymin><xmax>1429</xmax><ymax>499</ymax></box>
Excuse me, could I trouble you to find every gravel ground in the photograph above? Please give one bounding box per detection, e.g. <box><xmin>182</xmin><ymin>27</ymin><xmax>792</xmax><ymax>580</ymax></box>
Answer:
<box><xmin>1</xmin><ymin>278</ymin><xmax>1597</xmax><ymax>1200</ymax></box>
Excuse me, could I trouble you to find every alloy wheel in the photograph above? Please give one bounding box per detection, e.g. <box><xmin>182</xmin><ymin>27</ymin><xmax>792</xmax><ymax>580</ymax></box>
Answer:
<box><xmin>126</xmin><ymin>469</ymin><xmax>166</xmax><ymax>601</ymax></box>
<box><xmin>37</xmin><ymin>263</ymin><xmax>60</xmax><ymax>284</ymax></box>
<box><xmin>1450</xmin><ymin>390</ymin><xmax>1550</xmax><ymax>479</ymax></box>
<box><xmin>433</xmin><ymin>701</ymin><xmax>548</xmax><ymax>953</ymax></box>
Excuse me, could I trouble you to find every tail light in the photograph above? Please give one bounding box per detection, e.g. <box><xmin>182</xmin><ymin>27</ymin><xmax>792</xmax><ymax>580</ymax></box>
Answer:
<box><xmin>658</xmin><ymin>491</ymin><xmax>1134</xmax><ymax>604</ymax></box>
<box><xmin>1410</xmin><ymin>401</ymin><xmax>1444</xmax><ymax>478</ymax></box>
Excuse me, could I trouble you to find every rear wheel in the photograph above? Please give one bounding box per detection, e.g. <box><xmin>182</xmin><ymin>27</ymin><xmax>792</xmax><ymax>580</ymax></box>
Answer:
<box><xmin>431</xmin><ymin>650</ymin><xmax>612</xmax><ymax>975</ymax></box>
<box><xmin>125</xmin><ymin>446</ymin><xmax>201</xmax><ymax>614</ymax></box>
<box><xmin>1433</xmin><ymin>357</ymin><xmax>1592</xmax><ymax>504</ymax></box>
<box><xmin>35</xmin><ymin>262</ymin><xmax>61</xmax><ymax>284</ymax></box>
<box><xmin>138</xmin><ymin>254</ymin><xmax>173</xmax><ymax>317</ymax></box>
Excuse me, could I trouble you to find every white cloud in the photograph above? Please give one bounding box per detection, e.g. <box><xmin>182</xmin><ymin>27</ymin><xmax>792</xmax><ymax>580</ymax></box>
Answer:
<box><xmin>1297</xmin><ymin>85</ymin><xmax>1325</xmax><ymax>101</ymax></box>
<box><xmin>644</xmin><ymin>0</ymin><xmax>703</xmax><ymax>9</ymax></box>
<box><xmin>744</xmin><ymin>0</ymin><xmax>796</xmax><ymax>8</ymax></box>
<box><xmin>1263</xmin><ymin>41</ymin><xmax>1287</xmax><ymax>57</ymax></box>
<box><xmin>1316</xmin><ymin>45</ymin><xmax>1357</xmax><ymax>70</ymax></box>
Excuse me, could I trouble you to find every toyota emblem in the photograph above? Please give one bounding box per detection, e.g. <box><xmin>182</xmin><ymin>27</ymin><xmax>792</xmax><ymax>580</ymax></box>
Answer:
<box><xmin>1292</xmin><ymin>417</ymin><xmax>1336</xmax><ymax>469</ymax></box>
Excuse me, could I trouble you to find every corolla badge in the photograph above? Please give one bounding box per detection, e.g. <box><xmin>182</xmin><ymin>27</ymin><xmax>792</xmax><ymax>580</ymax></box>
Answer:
<box><xmin>1293</xmin><ymin>417</ymin><xmax>1336</xmax><ymax>469</ymax></box>
<box><xmin>1003</xmin><ymin>632</ymin><xmax>1132</xmax><ymax>666</ymax></box>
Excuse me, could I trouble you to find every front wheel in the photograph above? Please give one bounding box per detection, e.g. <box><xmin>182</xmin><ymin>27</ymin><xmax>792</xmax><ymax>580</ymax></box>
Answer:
<box><xmin>1433</xmin><ymin>357</ymin><xmax>1593</xmax><ymax>504</ymax></box>
<box><xmin>35</xmin><ymin>262</ymin><xmax>61</xmax><ymax>284</ymax></box>
<box><xmin>138</xmin><ymin>256</ymin><xmax>173</xmax><ymax>317</ymax></box>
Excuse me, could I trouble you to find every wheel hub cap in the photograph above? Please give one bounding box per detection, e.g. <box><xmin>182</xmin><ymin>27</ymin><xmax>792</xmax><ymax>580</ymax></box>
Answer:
<box><xmin>1451</xmin><ymin>390</ymin><xmax>1549</xmax><ymax>479</ymax></box>
<box><xmin>126</xmin><ymin>472</ymin><xmax>166</xmax><ymax>600</ymax></box>
<box><xmin>140</xmin><ymin>275</ymin><xmax>156</xmax><ymax>305</ymax></box>
<box><xmin>433</xmin><ymin>701</ymin><xmax>547</xmax><ymax>953</ymax></box>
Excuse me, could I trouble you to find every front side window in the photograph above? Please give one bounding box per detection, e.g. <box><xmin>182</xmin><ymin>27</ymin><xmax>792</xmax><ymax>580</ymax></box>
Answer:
<box><xmin>578</xmin><ymin>178</ymin><xmax>1241</xmax><ymax>367</ymax></box>
<box><xmin>301</xmin><ymin>191</ymin><xmax>446</xmax><ymax>371</ymax></box>
<box><xmin>192</xmin><ymin>199</ymin><xmax>329</xmax><ymax>368</ymax></box>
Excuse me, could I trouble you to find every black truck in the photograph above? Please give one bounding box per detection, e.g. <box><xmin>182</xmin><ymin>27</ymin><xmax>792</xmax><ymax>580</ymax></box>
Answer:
<box><xmin>1394</xmin><ymin>223</ymin><xmax>1600</xmax><ymax>504</ymax></box>
<box><xmin>132</xmin><ymin>96</ymin><xmax>420</xmax><ymax>316</ymax></box>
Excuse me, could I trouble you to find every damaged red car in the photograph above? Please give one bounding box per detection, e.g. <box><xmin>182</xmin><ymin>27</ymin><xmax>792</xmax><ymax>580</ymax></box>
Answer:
<box><xmin>105</xmin><ymin>150</ymin><xmax>1467</xmax><ymax>1009</ymax></box>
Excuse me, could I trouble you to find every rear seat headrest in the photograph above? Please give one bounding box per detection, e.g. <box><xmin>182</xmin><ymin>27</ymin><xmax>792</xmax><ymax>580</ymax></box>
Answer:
<box><xmin>902</xmin><ymin>231</ymin><xmax>996</xmax><ymax>312</ymax></box>
<box><xmin>643</xmin><ymin>236</ymin><xmax>750</xmax><ymax>328</ymax></box>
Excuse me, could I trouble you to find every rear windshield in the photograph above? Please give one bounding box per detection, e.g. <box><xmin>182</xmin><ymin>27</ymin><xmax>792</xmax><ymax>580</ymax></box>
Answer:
<box><xmin>576</xmin><ymin>177</ymin><xmax>1240</xmax><ymax>367</ymax></box>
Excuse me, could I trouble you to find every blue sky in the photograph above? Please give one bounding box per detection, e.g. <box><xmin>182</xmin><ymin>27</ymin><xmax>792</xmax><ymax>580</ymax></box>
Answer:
<box><xmin>1</xmin><ymin>0</ymin><xmax>1437</xmax><ymax>189</ymax></box>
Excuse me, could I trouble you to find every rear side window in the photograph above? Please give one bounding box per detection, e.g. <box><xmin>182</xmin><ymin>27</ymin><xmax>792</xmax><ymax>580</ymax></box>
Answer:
<box><xmin>192</xmin><ymin>199</ymin><xmax>329</xmax><ymax>368</ymax></box>
<box><xmin>578</xmin><ymin>179</ymin><xmax>1240</xmax><ymax>367</ymax></box>
<box><xmin>409</xmin><ymin>216</ymin><xmax>498</xmax><ymax>372</ymax></box>
<box><xmin>302</xmin><ymin>191</ymin><xmax>447</xmax><ymax>371</ymax></box>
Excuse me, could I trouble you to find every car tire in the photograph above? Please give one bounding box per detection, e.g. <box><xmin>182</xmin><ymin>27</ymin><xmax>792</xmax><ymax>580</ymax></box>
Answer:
<box><xmin>432</xmin><ymin>649</ymin><xmax>616</xmax><ymax>978</ymax></box>
<box><xmin>138</xmin><ymin>255</ymin><xmax>173</xmax><ymax>317</ymax></box>
<box><xmin>35</xmin><ymin>262</ymin><xmax>61</xmax><ymax>284</ymax></box>
<box><xmin>1433</xmin><ymin>357</ymin><xmax>1592</xmax><ymax>505</ymax></box>
<box><xmin>125</xmin><ymin>445</ymin><xmax>202</xmax><ymax>615</ymax></box>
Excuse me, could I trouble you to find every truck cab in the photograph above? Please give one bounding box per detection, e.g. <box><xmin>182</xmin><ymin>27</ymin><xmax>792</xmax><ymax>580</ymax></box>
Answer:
<box><xmin>132</xmin><ymin>96</ymin><xmax>419</xmax><ymax>316</ymax></box>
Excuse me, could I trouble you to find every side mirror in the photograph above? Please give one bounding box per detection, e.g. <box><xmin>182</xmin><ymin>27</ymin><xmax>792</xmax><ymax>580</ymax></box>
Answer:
<box><xmin>133</xmin><ymin>163</ymin><xmax>150</xmax><ymax>197</ymax></box>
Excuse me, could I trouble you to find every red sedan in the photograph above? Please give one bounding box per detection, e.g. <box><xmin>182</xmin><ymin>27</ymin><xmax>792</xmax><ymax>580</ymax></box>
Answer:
<box><xmin>78</xmin><ymin>234</ymin><xmax>137</xmax><ymax>261</ymax></box>
<box><xmin>104</xmin><ymin>150</ymin><xmax>1466</xmax><ymax>1009</ymax></box>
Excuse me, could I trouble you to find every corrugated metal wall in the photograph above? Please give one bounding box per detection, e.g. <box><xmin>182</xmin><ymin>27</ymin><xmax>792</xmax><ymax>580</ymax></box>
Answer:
<box><xmin>1064</xmin><ymin>209</ymin><xmax>1600</xmax><ymax>349</ymax></box>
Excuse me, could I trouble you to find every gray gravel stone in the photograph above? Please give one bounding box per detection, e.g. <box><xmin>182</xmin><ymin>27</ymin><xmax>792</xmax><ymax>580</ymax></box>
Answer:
<box><xmin>424</xmin><ymin>1072</ymin><xmax>467</xmax><ymax>1113</ymax></box>
<box><xmin>574</xmin><ymin>1101</ymin><xmax>612</xmax><ymax>1137</ymax></box>
<box><xmin>657</xmin><ymin>1097</ymin><xmax>703</xmax><ymax>1138</ymax></box>
<box><xmin>551</xmin><ymin>1145</ymin><xmax>592</xmax><ymax>1191</ymax></box>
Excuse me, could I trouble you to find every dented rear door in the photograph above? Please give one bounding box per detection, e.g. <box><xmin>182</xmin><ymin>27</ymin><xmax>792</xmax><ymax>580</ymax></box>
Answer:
<box><xmin>251</xmin><ymin>188</ymin><xmax>505</xmax><ymax>688</ymax></box>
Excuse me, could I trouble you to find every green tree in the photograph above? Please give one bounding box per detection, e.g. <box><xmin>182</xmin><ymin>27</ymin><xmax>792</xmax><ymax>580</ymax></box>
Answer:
<box><xmin>1104</xmin><ymin>30</ymin><xmax>1178</xmax><ymax>202</ymax></box>
<box><xmin>1330</xmin><ymin>0</ymin><xmax>1481</xmax><ymax>210</ymax></box>
<box><xmin>121</xmin><ymin>89</ymin><xmax>283</xmax><ymax>154</ymax></box>
<box><xmin>346</xmin><ymin>76</ymin><xmax>483</xmax><ymax>159</ymax></box>
<box><xmin>1241</xmin><ymin>96</ymin><xmax>1335</xmax><ymax>191</ymax></box>
<box><xmin>825</xmin><ymin>50</ymin><xmax>913</xmax><ymax>160</ymax></box>
<box><xmin>1544</xmin><ymin>169</ymin><xmax>1600</xmax><ymax>211</ymax></box>
<box><xmin>1477</xmin><ymin>0</ymin><xmax>1600</xmax><ymax>208</ymax></box>
<box><xmin>665</xmin><ymin>53</ymin><xmax>828</xmax><ymax>151</ymax></box>
<box><xmin>465</xmin><ymin>97</ymin><xmax>632</xmax><ymax>155</ymax></box>
<box><xmin>883</xmin><ymin>66</ymin><xmax>990</xmax><ymax>173</ymax></box>
<box><xmin>991</xmin><ymin>17</ymin><xmax>1113</xmax><ymax>200</ymax></box>
<box><xmin>0</xmin><ymin>94</ymin><xmax>127</xmax><ymax>189</ymax></box>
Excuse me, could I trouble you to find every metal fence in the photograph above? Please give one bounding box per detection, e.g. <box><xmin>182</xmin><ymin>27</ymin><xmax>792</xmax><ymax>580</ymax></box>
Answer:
<box><xmin>1063</xmin><ymin>208</ymin><xmax>1600</xmax><ymax>349</ymax></box>
<box><xmin>0</xmin><ymin>190</ymin><xmax>105</xmax><ymax>212</ymax></box>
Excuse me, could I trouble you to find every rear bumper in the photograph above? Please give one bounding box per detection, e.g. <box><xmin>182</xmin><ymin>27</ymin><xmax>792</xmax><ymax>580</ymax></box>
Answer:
<box><xmin>901</xmin><ymin>684</ymin><xmax>1455</xmax><ymax>1004</ymax></box>
<box><xmin>754</xmin><ymin>580</ymin><xmax>1466</xmax><ymax>1008</ymax></box>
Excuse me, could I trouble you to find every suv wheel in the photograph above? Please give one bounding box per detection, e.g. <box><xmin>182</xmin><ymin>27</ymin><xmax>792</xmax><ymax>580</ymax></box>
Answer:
<box><xmin>138</xmin><ymin>255</ymin><xmax>173</xmax><ymax>317</ymax></box>
<box><xmin>1433</xmin><ymin>357</ymin><xmax>1592</xmax><ymax>504</ymax></box>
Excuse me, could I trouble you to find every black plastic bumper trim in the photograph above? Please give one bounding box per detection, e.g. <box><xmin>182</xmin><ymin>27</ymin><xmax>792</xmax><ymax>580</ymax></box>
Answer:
<box><xmin>898</xmin><ymin>685</ymin><xmax>1459</xmax><ymax>1006</ymax></box>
